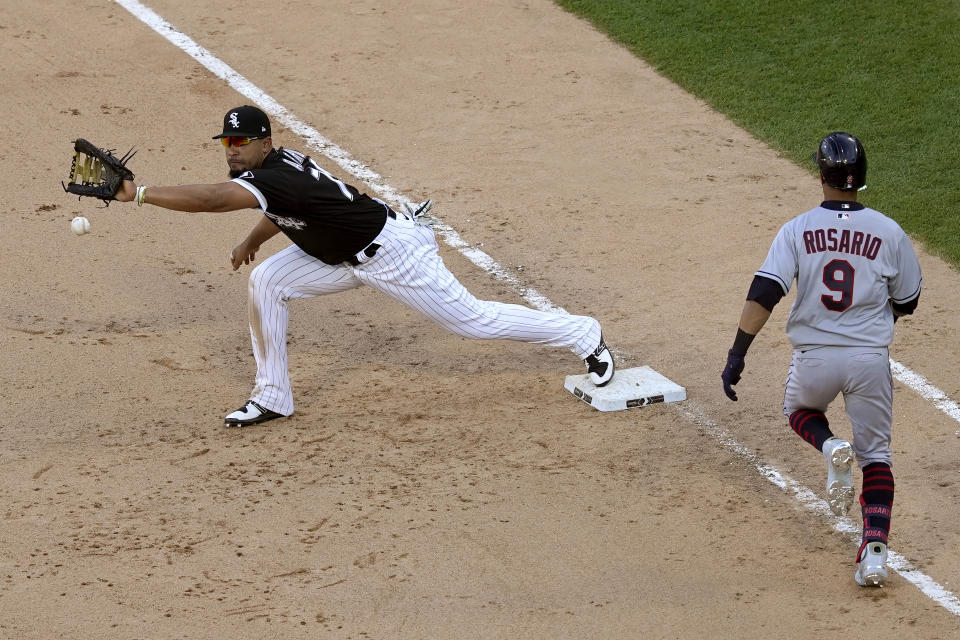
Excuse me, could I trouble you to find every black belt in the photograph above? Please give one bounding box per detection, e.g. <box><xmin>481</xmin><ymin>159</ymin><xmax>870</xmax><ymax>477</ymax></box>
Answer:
<box><xmin>345</xmin><ymin>209</ymin><xmax>409</xmax><ymax>265</ymax></box>
<box><xmin>346</xmin><ymin>242</ymin><xmax>382</xmax><ymax>266</ymax></box>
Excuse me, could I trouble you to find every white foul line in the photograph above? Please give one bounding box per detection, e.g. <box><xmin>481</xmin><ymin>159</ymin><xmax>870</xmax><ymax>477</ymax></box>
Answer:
<box><xmin>891</xmin><ymin>359</ymin><xmax>960</xmax><ymax>431</ymax></box>
<box><xmin>677</xmin><ymin>401</ymin><xmax>960</xmax><ymax>615</ymax></box>
<box><xmin>113</xmin><ymin>0</ymin><xmax>960</xmax><ymax>617</ymax></box>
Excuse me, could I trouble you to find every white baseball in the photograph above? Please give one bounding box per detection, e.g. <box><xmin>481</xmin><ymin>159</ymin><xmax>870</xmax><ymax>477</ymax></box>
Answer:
<box><xmin>70</xmin><ymin>216</ymin><xmax>91</xmax><ymax>235</ymax></box>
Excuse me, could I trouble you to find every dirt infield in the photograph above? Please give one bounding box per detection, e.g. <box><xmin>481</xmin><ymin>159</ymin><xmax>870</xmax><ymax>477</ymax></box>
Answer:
<box><xmin>2</xmin><ymin>1</ymin><xmax>959</xmax><ymax>638</ymax></box>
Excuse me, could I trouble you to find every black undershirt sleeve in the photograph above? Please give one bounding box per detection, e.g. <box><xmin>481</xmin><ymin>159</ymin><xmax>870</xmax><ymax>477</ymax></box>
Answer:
<box><xmin>892</xmin><ymin>292</ymin><xmax>920</xmax><ymax>316</ymax></box>
<box><xmin>731</xmin><ymin>328</ymin><xmax>755</xmax><ymax>354</ymax></box>
<box><xmin>746</xmin><ymin>275</ymin><xmax>785</xmax><ymax>312</ymax></box>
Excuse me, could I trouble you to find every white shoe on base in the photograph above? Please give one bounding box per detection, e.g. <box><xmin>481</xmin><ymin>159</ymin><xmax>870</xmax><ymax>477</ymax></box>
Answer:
<box><xmin>855</xmin><ymin>541</ymin><xmax>889</xmax><ymax>587</ymax></box>
<box><xmin>822</xmin><ymin>437</ymin><xmax>854</xmax><ymax>516</ymax></box>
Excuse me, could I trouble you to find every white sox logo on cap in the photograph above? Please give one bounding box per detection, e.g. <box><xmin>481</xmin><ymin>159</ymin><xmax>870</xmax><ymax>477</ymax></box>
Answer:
<box><xmin>229</xmin><ymin>112</ymin><xmax>241</xmax><ymax>128</ymax></box>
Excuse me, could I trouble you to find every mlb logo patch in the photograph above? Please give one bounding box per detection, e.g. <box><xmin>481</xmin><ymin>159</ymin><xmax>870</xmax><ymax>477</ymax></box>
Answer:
<box><xmin>837</xmin><ymin>212</ymin><xmax>850</xmax><ymax>220</ymax></box>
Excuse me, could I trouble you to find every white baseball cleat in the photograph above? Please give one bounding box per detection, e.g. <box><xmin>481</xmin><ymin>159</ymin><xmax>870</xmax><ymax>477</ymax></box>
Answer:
<box><xmin>822</xmin><ymin>437</ymin><xmax>854</xmax><ymax>516</ymax></box>
<box><xmin>855</xmin><ymin>541</ymin><xmax>889</xmax><ymax>587</ymax></box>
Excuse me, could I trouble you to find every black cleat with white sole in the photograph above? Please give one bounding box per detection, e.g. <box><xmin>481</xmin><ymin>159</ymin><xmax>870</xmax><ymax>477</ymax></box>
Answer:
<box><xmin>224</xmin><ymin>400</ymin><xmax>285</xmax><ymax>427</ymax></box>
<box><xmin>585</xmin><ymin>338</ymin><xmax>615</xmax><ymax>387</ymax></box>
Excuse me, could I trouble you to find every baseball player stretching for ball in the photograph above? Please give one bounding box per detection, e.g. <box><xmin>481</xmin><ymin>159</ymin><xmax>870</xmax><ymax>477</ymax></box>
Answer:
<box><xmin>720</xmin><ymin>132</ymin><xmax>922</xmax><ymax>587</ymax></box>
<box><xmin>115</xmin><ymin>106</ymin><xmax>615</xmax><ymax>426</ymax></box>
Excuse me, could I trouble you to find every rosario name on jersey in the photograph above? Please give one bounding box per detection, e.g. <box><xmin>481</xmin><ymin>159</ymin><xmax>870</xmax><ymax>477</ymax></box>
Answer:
<box><xmin>756</xmin><ymin>201</ymin><xmax>922</xmax><ymax>350</ymax></box>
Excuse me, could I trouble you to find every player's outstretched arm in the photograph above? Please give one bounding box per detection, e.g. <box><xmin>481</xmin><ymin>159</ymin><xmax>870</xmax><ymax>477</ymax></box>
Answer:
<box><xmin>115</xmin><ymin>179</ymin><xmax>258</xmax><ymax>212</ymax></box>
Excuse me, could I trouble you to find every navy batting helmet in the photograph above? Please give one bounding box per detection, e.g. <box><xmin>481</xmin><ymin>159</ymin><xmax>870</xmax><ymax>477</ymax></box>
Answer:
<box><xmin>815</xmin><ymin>132</ymin><xmax>867</xmax><ymax>191</ymax></box>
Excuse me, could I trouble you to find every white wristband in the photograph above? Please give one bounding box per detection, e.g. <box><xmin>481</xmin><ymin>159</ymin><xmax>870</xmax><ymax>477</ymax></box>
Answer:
<box><xmin>136</xmin><ymin>185</ymin><xmax>147</xmax><ymax>206</ymax></box>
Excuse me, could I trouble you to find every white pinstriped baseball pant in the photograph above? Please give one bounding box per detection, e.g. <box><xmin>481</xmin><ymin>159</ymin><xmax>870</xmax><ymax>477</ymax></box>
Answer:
<box><xmin>246</xmin><ymin>212</ymin><xmax>603</xmax><ymax>416</ymax></box>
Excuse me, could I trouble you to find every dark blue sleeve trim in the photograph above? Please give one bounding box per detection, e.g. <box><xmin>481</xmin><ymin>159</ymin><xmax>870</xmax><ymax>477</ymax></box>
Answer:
<box><xmin>891</xmin><ymin>282</ymin><xmax>922</xmax><ymax>304</ymax></box>
<box><xmin>754</xmin><ymin>269</ymin><xmax>789</xmax><ymax>294</ymax></box>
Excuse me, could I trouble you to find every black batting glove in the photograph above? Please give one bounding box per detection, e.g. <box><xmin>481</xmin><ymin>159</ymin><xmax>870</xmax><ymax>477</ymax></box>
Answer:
<box><xmin>721</xmin><ymin>349</ymin><xmax>746</xmax><ymax>401</ymax></box>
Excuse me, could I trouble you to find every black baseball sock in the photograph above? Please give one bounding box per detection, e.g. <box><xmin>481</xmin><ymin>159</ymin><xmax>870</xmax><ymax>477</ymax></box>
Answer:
<box><xmin>788</xmin><ymin>409</ymin><xmax>834</xmax><ymax>452</ymax></box>
<box><xmin>857</xmin><ymin>462</ymin><xmax>894</xmax><ymax>561</ymax></box>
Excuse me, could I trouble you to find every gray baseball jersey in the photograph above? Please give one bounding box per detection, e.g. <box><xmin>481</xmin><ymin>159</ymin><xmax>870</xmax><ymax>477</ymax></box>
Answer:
<box><xmin>756</xmin><ymin>201</ymin><xmax>922</xmax><ymax>350</ymax></box>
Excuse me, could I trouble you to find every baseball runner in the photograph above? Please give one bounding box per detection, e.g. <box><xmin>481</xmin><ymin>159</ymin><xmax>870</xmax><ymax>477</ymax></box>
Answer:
<box><xmin>720</xmin><ymin>132</ymin><xmax>922</xmax><ymax>587</ymax></box>
<box><xmin>113</xmin><ymin>105</ymin><xmax>615</xmax><ymax>426</ymax></box>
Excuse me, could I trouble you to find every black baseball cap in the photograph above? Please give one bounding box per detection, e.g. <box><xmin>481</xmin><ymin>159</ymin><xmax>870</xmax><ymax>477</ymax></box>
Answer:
<box><xmin>212</xmin><ymin>105</ymin><xmax>271</xmax><ymax>139</ymax></box>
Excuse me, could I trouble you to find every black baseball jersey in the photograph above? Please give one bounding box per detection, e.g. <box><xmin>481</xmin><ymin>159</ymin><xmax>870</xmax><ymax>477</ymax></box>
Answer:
<box><xmin>231</xmin><ymin>147</ymin><xmax>389</xmax><ymax>264</ymax></box>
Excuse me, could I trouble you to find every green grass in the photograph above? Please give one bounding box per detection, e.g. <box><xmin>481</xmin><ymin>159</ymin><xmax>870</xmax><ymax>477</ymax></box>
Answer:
<box><xmin>555</xmin><ymin>0</ymin><xmax>960</xmax><ymax>266</ymax></box>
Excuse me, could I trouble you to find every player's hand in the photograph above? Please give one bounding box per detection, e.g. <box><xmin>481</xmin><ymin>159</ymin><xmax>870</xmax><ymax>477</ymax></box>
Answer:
<box><xmin>230</xmin><ymin>241</ymin><xmax>259</xmax><ymax>271</ymax></box>
<box><xmin>721</xmin><ymin>349</ymin><xmax>746</xmax><ymax>401</ymax></box>
<box><xmin>115</xmin><ymin>179</ymin><xmax>136</xmax><ymax>203</ymax></box>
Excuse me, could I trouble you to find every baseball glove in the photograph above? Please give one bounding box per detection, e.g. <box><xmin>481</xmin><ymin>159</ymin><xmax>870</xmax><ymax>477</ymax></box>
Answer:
<box><xmin>62</xmin><ymin>138</ymin><xmax>136</xmax><ymax>204</ymax></box>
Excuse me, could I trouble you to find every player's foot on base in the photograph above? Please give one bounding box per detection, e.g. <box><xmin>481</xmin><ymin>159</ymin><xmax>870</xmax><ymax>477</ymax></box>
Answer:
<box><xmin>855</xmin><ymin>541</ymin><xmax>889</xmax><ymax>587</ymax></box>
<box><xmin>822</xmin><ymin>437</ymin><xmax>855</xmax><ymax>516</ymax></box>
<box><xmin>225</xmin><ymin>400</ymin><xmax>284</xmax><ymax>427</ymax></box>
<box><xmin>585</xmin><ymin>337</ymin><xmax>615</xmax><ymax>387</ymax></box>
